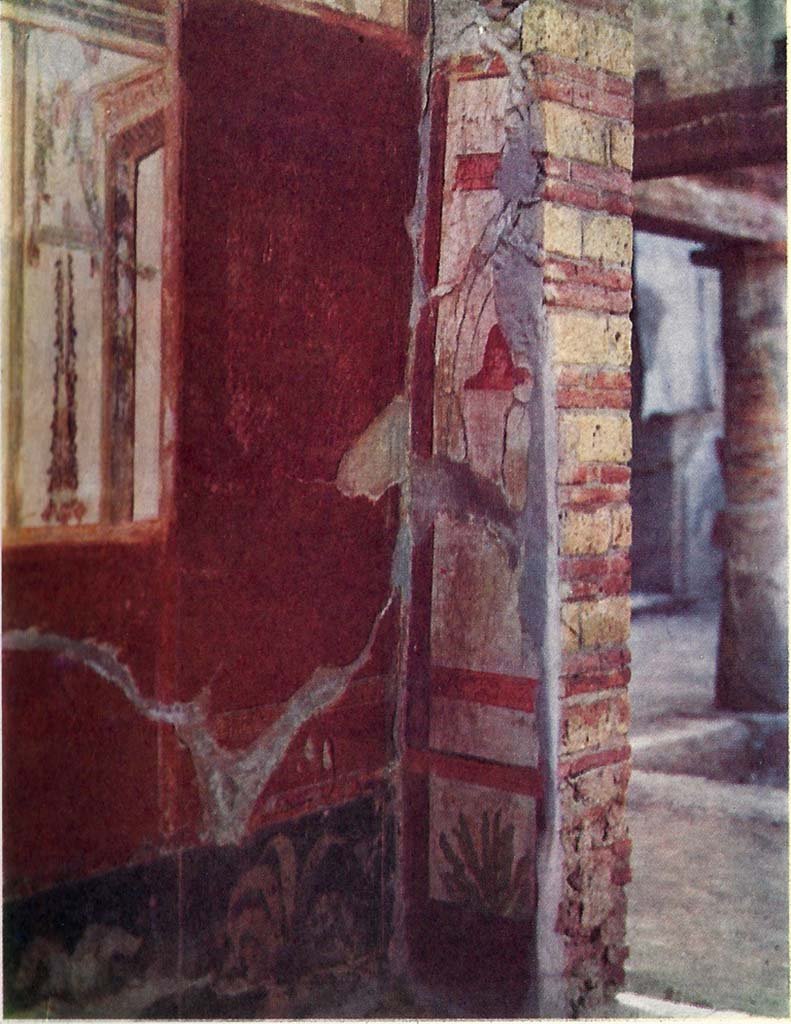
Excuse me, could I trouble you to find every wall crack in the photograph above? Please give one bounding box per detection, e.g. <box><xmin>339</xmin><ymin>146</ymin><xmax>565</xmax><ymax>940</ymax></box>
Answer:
<box><xmin>4</xmin><ymin>589</ymin><xmax>395</xmax><ymax>847</ymax></box>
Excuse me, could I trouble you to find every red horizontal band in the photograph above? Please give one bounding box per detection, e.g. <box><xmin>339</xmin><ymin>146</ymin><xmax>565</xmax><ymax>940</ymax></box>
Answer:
<box><xmin>405</xmin><ymin>747</ymin><xmax>543</xmax><ymax>797</ymax></box>
<box><xmin>432</xmin><ymin>665</ymin><xmax>538</xmax><ymax>712</ymax></box>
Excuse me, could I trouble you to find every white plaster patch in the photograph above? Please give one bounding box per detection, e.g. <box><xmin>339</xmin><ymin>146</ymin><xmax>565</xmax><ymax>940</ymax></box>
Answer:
<box><xmin>436</xmin><ymin>190</ymin><xmax>503</xmax><ymax>288</ymax></box>
<box><xmin>444</xmin><ymin>76</ymin><xmax>509</xmax><ymax>171</ymax></box>
<box><xmin>460</xmin><ymin>390</ymin><xmax>512</xmax><ymax>486</ymax></box>
<box><xmin>335</xmin><ymin>394</ymin><xmax>408</xmax><ymax>501</ymax></box>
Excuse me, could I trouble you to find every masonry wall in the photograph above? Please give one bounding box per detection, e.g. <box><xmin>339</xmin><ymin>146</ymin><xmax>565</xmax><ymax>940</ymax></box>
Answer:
<box><xmin>3</xmin><ymin>0</ymin><xmax>637</xmax><ymax>1018</ymax></box>
<box><xmin>524</xmin><ymin>0</ymin><xmax>635</xmax><ymax>1010</ymax></box>
<box><xmin>396</xmin><ymin>0</ymin><xmax>635</xmax><ymax>1015</ymax></box>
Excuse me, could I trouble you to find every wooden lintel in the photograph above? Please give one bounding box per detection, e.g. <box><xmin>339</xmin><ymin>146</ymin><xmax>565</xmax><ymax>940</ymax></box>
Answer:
<box><xmin>634</xmin><ymin>81</ymin><xmax>787</xmax><ymax>181</ymax></box>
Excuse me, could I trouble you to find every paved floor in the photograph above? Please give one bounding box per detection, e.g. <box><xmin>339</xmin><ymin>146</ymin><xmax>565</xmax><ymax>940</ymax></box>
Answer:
<box><xmin>624</xmin><ymin>598</ymin><xmax>789</xmax><ymax>1018</ymax></box>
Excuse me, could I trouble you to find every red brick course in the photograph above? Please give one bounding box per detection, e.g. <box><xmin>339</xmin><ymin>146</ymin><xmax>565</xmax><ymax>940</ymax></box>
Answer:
<box><xmin>558</xmin><ymin>481</ymin><xmax>631</xmax><ymax>506</ymax></box>
<box><xmin>560</xmin><ymin>551</ymin><xmax>631</xmax><ymax>601</ymax></box>
<box><xmin>531</xmin><ymin>53</ymin><xmax>631</xmax><ymax>94</ymax></box>
<box><xmin>562</xmin><ymin>645</ymin><xmax>630</xmax><ymax>676</ymax></box>
<box><xmin>545</xmin><ymin>258</ymin><xmax>632</xmax><ymax>292</ymax></box>
<box><xmin>558</xmin><ymin>744</ymin><xmax>631</xmax><ymax>778</ymax></box>
<box><xmin>545</xmin><ymin>279</ymin><xmax>632</xmax><ymax>314</ymax></box>
<box><xmin>544</xmin><ymin>179</ymin><xmax>633</xmax><ymax>216</ymax></box>
<box><xmin>562</xmin><ymin>665</ymin><xmax>631</xmax><ymax>697</ymax></box>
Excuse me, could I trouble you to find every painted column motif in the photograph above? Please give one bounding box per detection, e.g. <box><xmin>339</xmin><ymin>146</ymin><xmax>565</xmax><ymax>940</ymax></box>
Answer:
<box><xmin>43</xmin><ymin>253</ymin><xmax>86</xmax><ymax>524</ymax></box>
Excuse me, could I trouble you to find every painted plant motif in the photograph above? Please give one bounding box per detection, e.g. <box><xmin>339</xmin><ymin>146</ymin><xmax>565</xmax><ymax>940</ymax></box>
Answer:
<box><xmin>438</xmin><ymin>807</ymin><xmax>533</xmax><ymax>919</ymax></box>
<box><xmin>217</xmin><ymin>830</ymin><xmax>372</xmax><ymax>999</ymax></box>
<box><xmin>28</xmin><ymin>80</ymin><xmax>55</xmax><ymax>268</ymax></box>
<box><xmin>28</xmin><ymin>82</ymin><xmax>101</xmax><ymax>268</ymax></box>
<box><xmin>43</xmin><ymin>254</ymin><xmax>85</xmax><ymax>524</ymax></box>
<box><xmin>27</xmin><ymin>34</ymin><xmax>106</xmax><ymax>267</ymax></box>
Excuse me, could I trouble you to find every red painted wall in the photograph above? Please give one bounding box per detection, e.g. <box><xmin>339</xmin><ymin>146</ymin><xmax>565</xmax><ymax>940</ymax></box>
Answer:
<box><xmin>171</xmin><ymin>0</ymin><xmax>420</xmax><ymax>836</ymax></box>
<box><xmin>3</xmin><ymin>0</ymin><xmax>421</xmax><ymax>889</ymax></box>
<box><xmin>3</xmin><ymin>541</ymin><xmax>165</xmax><ymax>895</ymax></box>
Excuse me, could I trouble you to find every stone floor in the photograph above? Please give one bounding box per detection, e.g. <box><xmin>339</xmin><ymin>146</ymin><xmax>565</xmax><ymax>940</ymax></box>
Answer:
<box><xmin>623</xmin><ymin>596</ymin><xmax>789</xmax><ymax>1019</ymax></box>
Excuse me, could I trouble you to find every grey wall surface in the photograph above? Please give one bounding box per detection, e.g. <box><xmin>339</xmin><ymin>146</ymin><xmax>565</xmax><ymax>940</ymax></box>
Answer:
<box><xmin>632</xmin><ymin>231</ymin><xmax>725</xmax><ymax>600</ymax></box>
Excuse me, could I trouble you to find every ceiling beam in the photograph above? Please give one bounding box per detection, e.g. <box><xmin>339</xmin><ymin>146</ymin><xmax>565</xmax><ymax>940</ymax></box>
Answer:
<box><xmin>633</xmin><ymin>176</ymin><xmax>786</xmax><ymax>245</ymax></box>
<box><xmin>634</xmin><ymin>81</ymin><xmax>786</xmax><ymax>181</ymax></box>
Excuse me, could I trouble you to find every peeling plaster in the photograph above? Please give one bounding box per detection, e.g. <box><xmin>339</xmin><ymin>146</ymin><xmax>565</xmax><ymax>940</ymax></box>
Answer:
<box><xmin>417</xmin><ymin>1</ymin><xmax>565</xmax><ymax>1012</ymax></box>
<box><xmin>337</xmin><ymin>0</ymin><xmax>565</xmax><ymax>1009</ymax></box>
<box><xmin>336</xmin><ymin>407</ymin><xmax>524</xmax><ymax>572</ymax></box>
<box><xmin>411</xmin><ymin>453</ymin><xmax>521</xmax><ymax>568</ymax></box>
<box><xmin>335</xmin><ymin>395</ymin><xmax>409</xmax><ymax>501</ymax></box>
<box><xmin>4</xmin><ymin>591</ymin><xmax>395</xmax><ymax>846</ymax></box>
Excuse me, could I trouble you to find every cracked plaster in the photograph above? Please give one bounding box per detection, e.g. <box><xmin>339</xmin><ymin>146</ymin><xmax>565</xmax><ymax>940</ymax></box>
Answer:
<box><xmin>4</xmin><ymin>594</ymin><xmax>395</xmax><ymax>846</ymax></box>
<box><xmin>6</xmin><ymin>2</ymin><xmax>576</xmax><ymax>1011</ymax></box>
<box><xmin>368</xmin><ymin>0</ymin><xmax>564</xmax><ymax>1010</ymax></box>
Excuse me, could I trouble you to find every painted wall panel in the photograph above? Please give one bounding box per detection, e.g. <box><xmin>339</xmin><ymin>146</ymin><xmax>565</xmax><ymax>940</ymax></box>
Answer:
<box><xmin>3</xmin><ymin>540</ymin><xmax>165</xmax><ymax>893</ymax></box>
<box><xmin>177</xmin><ymin>0</ymin><xmax>419</xmax><ymax>742</ymax></box>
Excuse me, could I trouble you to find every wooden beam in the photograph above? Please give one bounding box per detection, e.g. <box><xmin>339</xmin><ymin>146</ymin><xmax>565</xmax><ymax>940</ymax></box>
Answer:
<box><xmin>633</xmin><ymin>176</ymin><xmax>786</xmax><ymax>245</ymax></box>
<box><xmin>634</xmin><ymin>81</ymin><xmax>786</xmax><ymax>181</ymax></box>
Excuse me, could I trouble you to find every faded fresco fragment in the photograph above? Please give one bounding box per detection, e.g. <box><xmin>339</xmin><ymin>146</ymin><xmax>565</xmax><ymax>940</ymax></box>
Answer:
<box><xmin>7</xmin><ymin>26</ymin><xmax>164</xmax><ymax>527</ymax></box>
<box><xmin>429</xmin><ymin>775</ymin><xmax>537</xmax><ymax>921</ymax></box>
<box><xmin>431</xmin><ymin>69</ymin><xmax>539</xmax><ymax>681</ymax></box>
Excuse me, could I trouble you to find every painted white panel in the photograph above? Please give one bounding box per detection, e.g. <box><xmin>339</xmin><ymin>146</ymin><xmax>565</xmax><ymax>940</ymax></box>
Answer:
<box><xmin>133</xmin><ymin>146</ymin><xmax>163</xmax><ymax>521</ymax></box>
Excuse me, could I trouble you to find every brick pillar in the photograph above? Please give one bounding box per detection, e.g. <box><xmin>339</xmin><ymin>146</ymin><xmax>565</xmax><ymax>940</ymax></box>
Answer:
<box><xmin>523</xmin><ymin>0</ymin><xmax>634</xmax><ymax>1013</ymax></box>
<box><xmin>713</xmin><ymin>242</ymin><xmax>787</xmax><ymax>711</ymax></box>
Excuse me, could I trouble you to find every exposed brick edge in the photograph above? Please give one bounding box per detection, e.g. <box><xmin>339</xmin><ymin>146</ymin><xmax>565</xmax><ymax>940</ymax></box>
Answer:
<box><xmin>545</xmin><ymin>280</ymin><xmax>632</xmax><ymax>314</ymax></box>
<box><xmin>544</xmin><ymin>258</ymin><xmax>632</xmax><ymax>292</ymax></box>
<box><xmin>560</xmin><ymin>464</ymin><xmax>631</xmax><ymax>487</ymax></box>
<box><xmin>562</xmin><ymin>665</ymin><xmax>630</xmax><ymax>697</ymax></box>
<box><xmin>562</xmin><ymin>644</ymin><xmax>630</xmax><ymax>675</ymax></box>
<box><xmin>545</xmin><ymin>180</ymin><xmax>633</xmax><ymax>216</ymax></box>
<box><xmin>405</xmin><ymin>747</ymin><xmax>543</xmax><ymax>797</ymax></box>
<box><xmin>534</xmin><ymin>77</ymin><xmax>632</xmax><ymax>121</ymax></box>
<box><xmin>558</xmin><ymin>480</ymin><xmax>631</xmax><ymax>506</ymax></box>
<box><xmin>557</xmin><ymin>390</ymin><xmax>630</xmax><ymax>413</ymax></box>
<box><xmin>431</xmin><ymin>665</ymin><xmax>538</xmax><ymax>712</ymax></box>
<box><xmin>561</xmin><ymin>551</ymin><xmax>631</xmax><ymax>589</ymax></box>
<box><xmin>558</xmin><ymin>744</ymin><xmax>631</xmax><ymax>778</ymax></box>
<box><xmin>530</xmin><ymin>52</ymin><xmax>632</xmax><ymax>96</ymax></box>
